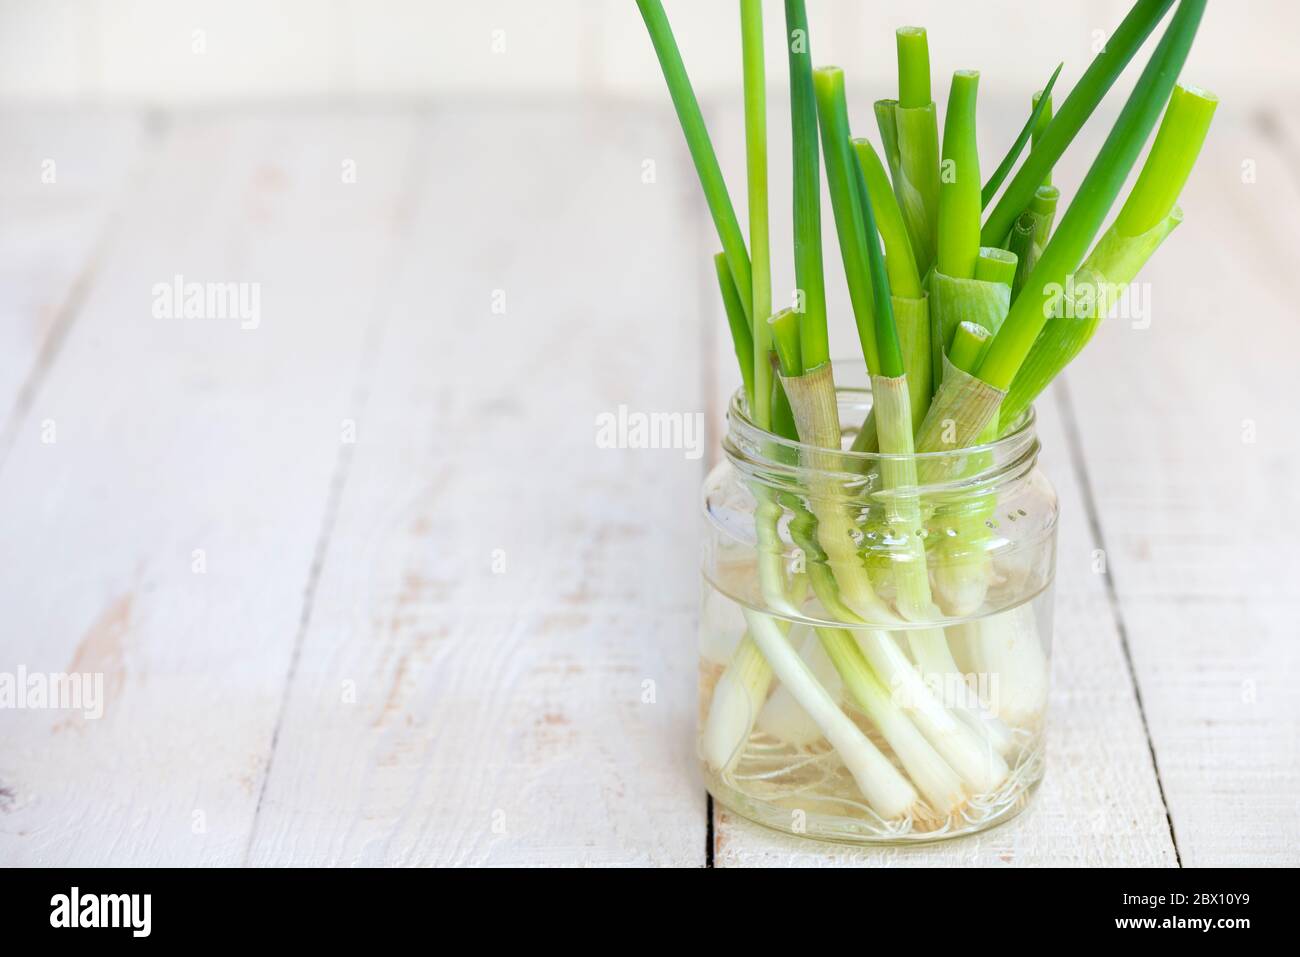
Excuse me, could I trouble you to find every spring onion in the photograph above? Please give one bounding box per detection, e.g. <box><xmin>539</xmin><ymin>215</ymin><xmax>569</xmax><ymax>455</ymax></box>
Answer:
<box><xmin>637</xmin><ymin>0</ymin><xmax>1211</xmax><ymax>832</ymax></box>
<box><xmin>785</xmin><ymin>0</ymin><xmax>829</xmax><ymax>371</ymax></box>
<box><xmin>813</xmin><ymin>66</ymin><xmax>881</xmax><ymax>374</ymax></box>
<box><xmin>980</xmin><ymin>0</ymin><xmax>1178</xmax><ymax>247</ymax></box>
<box><xmin>937</xmin><ymin>71</ymin><xmax>982</xmax><ymax>281</ymax></box>
<box><xmin>878</xmin><ymin>28</ymin><xmax>941</xmax><ymax>275</ymax></box>
<box><xmin>977</xmin><ymin>0</ymin><xmax>1208</xmax><ymax>390</ymax></box>
<box><xmin>1001</xmin><ymin>82</ymin><xmax>1216</xmax><ymax>426</ymax></box>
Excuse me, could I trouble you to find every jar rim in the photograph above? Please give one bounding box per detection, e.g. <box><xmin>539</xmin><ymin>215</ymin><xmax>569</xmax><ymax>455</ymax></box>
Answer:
<box><xmin>725</xmin><ymin>381</ymin><xmax>1037</xmax><ymax>466</ymax></box>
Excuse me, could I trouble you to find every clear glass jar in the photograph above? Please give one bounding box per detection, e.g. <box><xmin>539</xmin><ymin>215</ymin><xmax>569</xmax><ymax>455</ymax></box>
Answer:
<box><xmin>700</xmin><ymin>363</ymin><xmax>1058</xmax><ymax>843</ymax></box>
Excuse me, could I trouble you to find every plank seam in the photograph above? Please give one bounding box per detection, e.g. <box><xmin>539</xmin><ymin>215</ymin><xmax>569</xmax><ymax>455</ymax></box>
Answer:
<box><xmin>697</xmin><ymin>100</ymin><xmax>722</xmax><ymax>870</ymax></box>
<box><xmin>0</xmin><ymin>112</ymin><xmax>166</xmax><ymax>478</ymax></box>
<box><xmin>1055</xmin><ymin>375</ymin><xmax>1182</xmax><ymax>867</ymax></box>
<box><xmin>242</xmin><ymin>118</ymin><xmax>432</xmax><ymax>865</ymax></box>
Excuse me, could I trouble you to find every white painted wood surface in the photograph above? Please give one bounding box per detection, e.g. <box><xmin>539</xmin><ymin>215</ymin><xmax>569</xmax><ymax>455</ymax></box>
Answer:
<box><xmin>0</xmin><ymin>98</ymin><xmax>1295</xmax><ymax>866</ymax></box>
<box><xmin>244</xmin><ymin>104</ymin><xmax>705</xmax><ymax>866</ymax></box>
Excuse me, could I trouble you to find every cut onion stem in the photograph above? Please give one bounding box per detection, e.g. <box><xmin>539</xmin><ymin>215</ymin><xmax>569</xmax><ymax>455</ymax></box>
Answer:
<box><xmin>937</xmin><ymin>71</ymin><xmax>982</xmax><ymax>281</ymax></box>
<box><xmin>879</xmin><ymin>26</ymin><xmax>941</xmax><ymax>276</ymax></box>
<box><xmin>896</xmin><ymin>26</ymin><xmax>931</xmax><ymax>109</ymax></box>
<box><xmin>948</xmin><ymin>320</ymin><xmax>992</xmax><ymax>372</ymax></box>
<box><xmin>974</xmin><ymin>246</ymin><xmax>1018</xmax><ymax>291</ymax></box>
<box><xmin>1007</xmin><ymin>212</ymin><xmax>1037</xmax><ymax>300</ymax></box>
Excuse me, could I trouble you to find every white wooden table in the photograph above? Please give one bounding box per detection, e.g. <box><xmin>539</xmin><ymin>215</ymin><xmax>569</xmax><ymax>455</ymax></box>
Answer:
<box><xmin>0</xmin><ymin>98</ymin><xmax>1295</xmax><ymax>866</ymax></box>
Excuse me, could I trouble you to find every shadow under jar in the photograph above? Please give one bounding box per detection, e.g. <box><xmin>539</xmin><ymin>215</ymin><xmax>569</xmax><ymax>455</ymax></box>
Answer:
<box><xmin>700</xmin><ymin>363</ymin><xmax>1058</xmax><ymax>844</ymax></box>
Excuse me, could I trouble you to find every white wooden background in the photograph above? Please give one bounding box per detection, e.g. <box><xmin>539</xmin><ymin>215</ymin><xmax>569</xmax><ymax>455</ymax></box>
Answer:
<box><xmin>0</xmin><ymin>40</ymin><xmax>1298</xmax><ymax>866</ymax></box>
<box><xmin>2</xmin><ymin>0</ymin><xmax>1298</xmax><ymax>107</ymax></box>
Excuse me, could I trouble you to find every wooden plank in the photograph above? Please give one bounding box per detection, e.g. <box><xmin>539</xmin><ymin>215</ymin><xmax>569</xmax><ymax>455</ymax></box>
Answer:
<box><xmin>0</xmin><ymin>110</ymin><xmax>148</xmax><ymax>456</ymax></box>
<box><xmin>0</xmin><ymin>112</ymin><xmax>421</xmax><ymax>864</ymax></box>
<box><xmin>1062</xmin><ymin>109</ymin><xmax>1300</xmax><ymax>866</ymax></box>
<box><xmin>244</xmin><ymin>103</ymin><xmax>706</xmax><ymax>866</ymax></box>
<box><xmin>706</xmin><ymin>102</ymin><xmax>1175</xmax><ymax>865</ymax></box>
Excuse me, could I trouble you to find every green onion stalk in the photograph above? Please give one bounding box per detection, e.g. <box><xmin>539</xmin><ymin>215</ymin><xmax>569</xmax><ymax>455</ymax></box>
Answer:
<box><xmin>911</xmin><ymin>0</ymin><xmax>1210</xmax><ymax>466</ymax></box>
<box><xmin>928</xmin><ymin>70</ymin><xmax>1016</xmax><ymax>403</ymax></box>
<box><xmin>638</xmin><ymin>0</ymin><xmax>893</xmax><ymax>789</ymax></box>
<box><xmin>929</xmin><ymin>329</ymin><xmax>1006</xmax><ymax>620</ymax></box>
<box><xmin>1005</xmin><ymin>186</ymin><xmax>1060</xmax><ymax>298</ymax></box>
<box><xmin>939</xmin><ymin>321</ymin><xmax>1048</xmax><ymax>729</ymax></box>
<box><xmin>771</xmin><ymin>44</ymin><xmax>1004</xmax><ymax>807</ymax></box>
<box><xmin>777</xmin><ymin>4</ymin><xmax>895</xmax><ymax>630</ymax></box>
<box><xmin>775</xmin><ymin>331</ymin><xmax>1011</xmax><ymax>798</ymax></box>
<box><xmin>801</xmin><ymin>64</ymin><xmax>1011</xmax><ymax>793</ymax></box>
<box><xmin>875</xmin><ymin>28</ymin><xmax>941</xmax><ymax>276</ymax></box>
<box><xmin>947</xmin><ymin>0</ymin><xmax>1209</xmax><ymax>729</ymax></box>
<box><xmin>977</xmin><ymin>0</ymin><xmax>1208</xmax><ymax>393</ymax></box>
<box><xmin>1007</xmin><ymin>212</ymin><xmax>1037</xmax><ymax>300</ymax></box>
<box><xmin>980</xmin><ymin>0</ymin><xmax>1178</xmax><ymax>247</ymax></box>
<box><xmin>1000</xmin><ymin>83</ymin><xmax>1217</xmax><ymax>428</ymax></box>
<box><xmin>640</xmin><ymin>0</ymin><xmax>1214</xmax><ymax>821</ymax></box>
<box><xmin>847</xmin><ymin>138</ymin><xmax>929</xmax><ymax>454</ymax></box>
<box><xmin>851</xmin><ymin>123</ymin><xmax>1016</xmax><ymax>764</ymax></box>
<box><xmin>928</xmin><ymin>247</ymin><xmax>1016</xmax><ymax>615</ymax></box>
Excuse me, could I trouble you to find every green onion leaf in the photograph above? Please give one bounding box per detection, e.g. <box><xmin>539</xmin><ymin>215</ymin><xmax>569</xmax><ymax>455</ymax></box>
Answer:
<box><xmin>851</xmin><ymin>133</ymin><xmax>904</xmax><ymax>379</ymax></box>
<box><xmin>769</xmin><ymin>307</ymin><xmax>804</xmax><ymax>378</ymax></box>
<box><xmin>981</xmin><ymin>62</ymin><xmax>1063</xmax><ymax>208</ymax></box>
<box><xmin>636</xmin><ymin>0</ymin><xmax>752</xmax><ymax>321</ymax></box>
<box><xmin>977</xmin><ymin>0</ymin><xmax>1207</xmax><ymax>390</ymax></box>
<box><xmin>980</xmin><ymin>0</ymin><xmax>1178</xmax><ymax>247</ymax></box>
<box><xmin>784</xmin><ymin>0</ymin><xmax>829</xmax><ymax>371</ymax></box>
<box><xmin>1031</xmin><ymin>87</ymin><xmax>1055</xmax><ymax>188</ymax></box>
<box><xmin>812</xmin><ymin>65</ymin><xmax>881</xmax><ymax>375</ymax></box>
<box><xmin>741</xmin><ymin>0</ymin><xmax>773</xmax><ymax>429</ymax></box>
<box><xmin>714</xmin><ymin>253</ymin><xmax>755</xmax><ymax>409</ymax></box>
<box><xmin>852</xmin><ymin>138</ymin><xmax>922</xmax><ymax>299</ymax></box>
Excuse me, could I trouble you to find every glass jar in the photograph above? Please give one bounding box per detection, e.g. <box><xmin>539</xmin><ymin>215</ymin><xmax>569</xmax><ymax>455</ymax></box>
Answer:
<box><xmin>700</xmin><ymin>363</ymin><xmax>1058</xmax><ymax>844</ymax></box>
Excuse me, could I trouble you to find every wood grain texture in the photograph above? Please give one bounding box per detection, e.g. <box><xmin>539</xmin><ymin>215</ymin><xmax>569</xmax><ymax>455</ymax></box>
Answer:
<box><xmin>243</xmin><ymin>104</ymin><xmax>706</xmax><ymax>866</ymax></box>
<box><xmin>0</xmin><ymin>112</ymin><xmax>422</xmax><ymax>864</ymax></box>
<box><xmin>0</xmin><ymin>110</ymin><xmax>148</xmax><ymax>462</ymax></box>
<box><xmin>0</xmin><ymin>100</ymin><xmax>1294</xmax><ymax>867</ymax></box>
